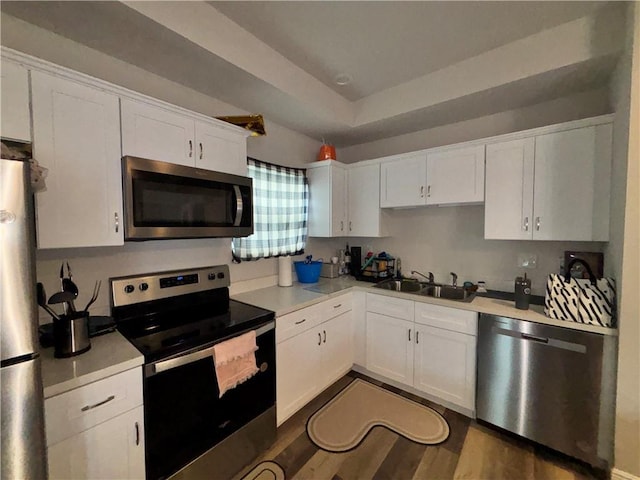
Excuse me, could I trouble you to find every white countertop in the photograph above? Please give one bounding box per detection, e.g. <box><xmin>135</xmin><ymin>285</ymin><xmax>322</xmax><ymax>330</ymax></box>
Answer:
<box><xmin>232</xmin><ymin>277</ymin><xmax>618</xmax><ymax>336</ymax></box>
<box><xmin>40</xmin><ymin>331</ymin><xmax>144</xmax><ymax>398</ymax></box>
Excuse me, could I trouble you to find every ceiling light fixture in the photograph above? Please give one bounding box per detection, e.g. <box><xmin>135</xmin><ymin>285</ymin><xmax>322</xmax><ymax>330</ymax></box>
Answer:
<box><xmin>334</xmin><ymin>73</ymin><xmax>352</xmax><ymax>86</ymax></box>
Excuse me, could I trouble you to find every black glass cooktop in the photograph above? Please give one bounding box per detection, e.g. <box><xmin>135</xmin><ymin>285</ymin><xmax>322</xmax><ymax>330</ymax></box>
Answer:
<box><xmin>115</xmin><ymin>297</ymin><xmax>274</xmax><ymax>363</ymax></box>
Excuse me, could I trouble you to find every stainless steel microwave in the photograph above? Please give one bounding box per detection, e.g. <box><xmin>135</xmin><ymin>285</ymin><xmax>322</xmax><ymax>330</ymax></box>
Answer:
<box><xmin>122</xmin><ymin>156</ymin><xmax>253</xmax><ymax>240</ymax></box>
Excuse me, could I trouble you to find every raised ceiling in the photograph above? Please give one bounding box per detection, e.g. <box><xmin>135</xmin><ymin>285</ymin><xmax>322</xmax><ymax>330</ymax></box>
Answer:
<box><xmin>0</xmin><ymin>1</ymin><xmax>624</xmax><ymax>146</ymax></box>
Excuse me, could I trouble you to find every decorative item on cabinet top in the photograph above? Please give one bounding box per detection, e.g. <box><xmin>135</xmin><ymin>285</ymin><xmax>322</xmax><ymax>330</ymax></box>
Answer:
<box><xmin>216</xmin><ymin>114</ymin><xmax>265</xmax><ymax>136</ymax></box>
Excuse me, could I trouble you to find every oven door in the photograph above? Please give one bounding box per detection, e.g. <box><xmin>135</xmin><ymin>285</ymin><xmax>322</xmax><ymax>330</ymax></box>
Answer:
<box><xmin>143</xmin><ymin>322</ymin><xmax>275</xmax><ymax>480</ymax></box>
<box><xmin>122</xmin><ymin>156</ymin><xmax>253</xmax><ymax>240</ymax></box>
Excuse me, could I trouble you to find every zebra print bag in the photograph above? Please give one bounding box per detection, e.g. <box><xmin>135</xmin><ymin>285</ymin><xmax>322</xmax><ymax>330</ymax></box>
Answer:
<box><xmin>544</xmin><ymin>259</ymin><xmax>616</xmax><ymax>328</ymax></box>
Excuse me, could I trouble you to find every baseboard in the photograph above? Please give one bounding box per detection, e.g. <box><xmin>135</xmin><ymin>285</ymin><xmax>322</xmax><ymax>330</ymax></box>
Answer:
<box><xmin>611</xmin><ymin>468</ymin><xmax>640</xmax><ymax>480</ymax></box>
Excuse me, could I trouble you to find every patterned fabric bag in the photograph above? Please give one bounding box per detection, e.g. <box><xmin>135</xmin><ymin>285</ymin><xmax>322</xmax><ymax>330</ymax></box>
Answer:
<box><xmin>544</xmin><ymin>259</ymin><xmax>616</xmax><ymax>327</ymax></box>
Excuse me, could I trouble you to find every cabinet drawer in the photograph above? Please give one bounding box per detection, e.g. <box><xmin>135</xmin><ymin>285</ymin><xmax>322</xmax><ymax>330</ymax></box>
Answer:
<box><xmin>322</xmin><ymin>293</ymin><xmax>352</xmax><ymax>320</ymax></box>
<box><xmin>414</xmin><ymin>302</ymin><xmax>477</xmax><ymax>335</ymax></box>
<box><xmin>366</xmin><ymin>293</ymin><xmax>414</xmax><ymax>321</ymax></box>
<box><xmin>45</xmin><ymin>368</ymin><xmax>143</xmax><ymax>446</ymax></box>
<box><xmin>276</xmin><ymin>303</ymin><xmax>324</xmax><ymax>344</ymax></box>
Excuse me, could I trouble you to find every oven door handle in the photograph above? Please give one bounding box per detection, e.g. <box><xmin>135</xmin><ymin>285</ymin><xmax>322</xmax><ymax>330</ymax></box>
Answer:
<box><xmin>145</xmin><ymin>321</ymin><xmax>274</xmax><ymax>377</ymax></box>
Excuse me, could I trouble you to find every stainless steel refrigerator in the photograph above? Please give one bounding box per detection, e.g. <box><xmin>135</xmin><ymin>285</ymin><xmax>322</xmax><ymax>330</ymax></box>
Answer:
<box><xmin>1</xmin><ymin>154</ymin><xmax>48</xmax><ymax>478</ymax></box>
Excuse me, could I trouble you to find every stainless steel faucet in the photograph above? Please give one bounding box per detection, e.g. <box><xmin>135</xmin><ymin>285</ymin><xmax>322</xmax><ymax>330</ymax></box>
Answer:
<box><xmin>450</xmin><ymin>272</ymin><xmax>458</xmax><ymax>287</ymax></box>
<box><xmin>411</xmin><ymin>270</ymin><xmax>435</xmax><ymax>283</ymax></box>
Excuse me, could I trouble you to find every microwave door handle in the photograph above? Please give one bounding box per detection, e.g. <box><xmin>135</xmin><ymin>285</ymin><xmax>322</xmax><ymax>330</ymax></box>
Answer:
<box><xmin>233</xmin><ymin>185</ymin><xmax>244</xmax><ymax>227</ymax></box>
<box><xmin>145</xmin><ymin>321</ymin><xmax>274</xmax><ymax>377</ymax></box>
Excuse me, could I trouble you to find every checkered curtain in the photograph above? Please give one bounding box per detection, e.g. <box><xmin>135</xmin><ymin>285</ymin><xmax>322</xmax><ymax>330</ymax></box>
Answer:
<box><xmin>232</xmin><ymin>158</ymin><xmax>308</xmax><ymax>261</ymax></box>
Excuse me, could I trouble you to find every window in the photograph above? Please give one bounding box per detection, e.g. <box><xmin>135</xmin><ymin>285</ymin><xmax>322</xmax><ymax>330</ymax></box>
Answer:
<box><xmin>232</xmin><ymin>158</ymin><xmax>308</xmax><ymax>261</ymax></box>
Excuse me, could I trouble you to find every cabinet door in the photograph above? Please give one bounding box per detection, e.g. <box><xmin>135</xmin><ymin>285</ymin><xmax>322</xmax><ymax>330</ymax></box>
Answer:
<box><xmin>276</xmin><ymin>328</ymin><xmax>323</xmax><ymax>425</ymax></box>
<box><xmin>48</xmin><ymin>406</ymin><xmax>145</xmax><ymax>480</ymax></box>
<box><xmin>307</xmin><ymin>162</ymin><xmax>347</xmax><ymax>237</ymax></box>
<box><xmin>426</xmin><ymin>145</ymin><xmax>485</xmax><ymax>205</ymax></box>
<box><xmin>195</xmin><ymin>120</ymin><xmax>247</xmax><ymax>176</ymax></box>
<box><xmin>380</xmin><ymin>154</ymin><xmax>427</xmax><ymax>208</ymax></box>
<box><xmin>121</xmin><ymin>97</ymin><xmax>195</xmax><ymax>166</ymax></box>
<box><xmin>348</xmin><ymin>163</ymin><xmax>383</xmax><ymax>236</ymax></box>
<box><xmin>413</xmin><ymin>326</ymin><xmax>475</xmax><ymax>411</ymax></box>
<box><xmin>533</xmin><ymin>125</ymin><xmax>611</xmax><ymax>241</ymax></box>
<box><xmin>321</xmin><ymin>311</ymin><xmax>353</xmax><ymax>389</ymax></box>
<box><xmin>0</xmin><ymin>59</ymin><xmax>31</xmax><ymax>141</ymax></box>
<box><xmin>366</xmin><ymin>312</ymin><xmax>414</xmax><ymax>385</ymax></box>
<box><xmin>484</xmin><ymin>138</ymin><xmax>535</xmax><ymax>240</ymax></box>
<box><xmin>31</xmin><ymin>71</ymin><xmax>123</xmax><ymax>248</ymax></box>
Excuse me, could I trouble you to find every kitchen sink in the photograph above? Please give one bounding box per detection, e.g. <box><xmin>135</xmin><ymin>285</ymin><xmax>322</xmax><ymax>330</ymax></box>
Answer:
<box><xmin>373</xmin><ymin>278</ymin><xmax>475</xmax><ymax>302</ymax></box>
<box><xmin>373</xmin><ymin>279</ymin><xmax>423</xmax><ymax>292</ymax></box>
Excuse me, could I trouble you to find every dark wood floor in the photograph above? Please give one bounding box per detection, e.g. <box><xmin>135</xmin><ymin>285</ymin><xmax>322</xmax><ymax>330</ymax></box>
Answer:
<box><xmin>235</xmin><ymin>371</ymin><xmax>605</xmax><ymax>480</ymax></box>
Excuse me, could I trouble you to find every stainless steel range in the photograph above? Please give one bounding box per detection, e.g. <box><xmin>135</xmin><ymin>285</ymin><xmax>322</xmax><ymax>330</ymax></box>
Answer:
<box><xmin>111</xmin><ymin>265</ymin><xmax>276</xmax><ymax>480</ymax></box>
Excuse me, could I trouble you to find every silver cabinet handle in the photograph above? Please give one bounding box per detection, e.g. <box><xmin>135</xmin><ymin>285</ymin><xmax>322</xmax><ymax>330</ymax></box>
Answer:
<box><xmin>349</xmin><ymin>221</ymin><xmax>352</xmax><ymax>231</ymax></box>
<box><xmin>523</xmin><ymin>216</ymin><xmax>529</xmax><ymax>231</ymax></box>
<box><xmin>416</xmin><ymin>331</ymin><xmax>419</xmax><ymax>344</ymax></box>
<box><xmin>333</xmin><ymin>304</ymin><xmax>342</xmax><ymax>309</ymax></box>
<box><xmin>408</xmin><ymin>329</ymin><xmax>411</xmax><ymax>342</ymax></box>
<box><xmin>318</xmin><ymin>332</ymin><xmax>321</xmax><ymax>346</ymax></box>
<box><xmin>294</xmin><ymin>318</ymin><xmax>306</xmax><ymax>325</ymax></box>
<box><xmin>188</xmin><ymin>140</ymin><xmax>193</xmax><ymax>157</ymax></box>
<box><xmin>199</xmin><ymin>142</ymin><xmax>203</xmax><ymax>160</ymax></box>
<box><xmin>427</xmin><ymin>185</ymin><xmax>431</xmax><ymax>197</ymax></box>
<box><xmin>114</xmin><ymin>212</ymin><xmax>119</xmax><ymax>233</ymax></box>
<box><xmin>420</xmin><ymin>185</ymin><xmax>424</xmax><ymax>198</ymax></box>
<box><xmin>135</xmin><ymin>422</ymin><xmax>140</xmax><ymax>446</ymax></box>
<box><xmin>81</xmin><ymin>395</ymin><xmax>115</xmax><ymax>412</ymax></box>
<box><xmin>535</xmin><ymin>216</ymin><xmax>541</xmax><ymax>231</ymax></box>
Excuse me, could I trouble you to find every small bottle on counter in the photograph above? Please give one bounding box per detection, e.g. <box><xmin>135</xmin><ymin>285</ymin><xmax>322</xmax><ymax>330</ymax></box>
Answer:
<box><xmin>344</xmin><ymin>244</ymin><xmax>351</xmax><ymax>275</ymax></box>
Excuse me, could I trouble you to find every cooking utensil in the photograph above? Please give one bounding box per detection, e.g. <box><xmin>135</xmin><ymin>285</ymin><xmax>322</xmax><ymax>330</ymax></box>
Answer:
<box><xmin>61</xmin><ymin>261</ymin><xmax>78</xmax><ymax>312</ymax></box>
<box><xmin>83</xmin><ymin>280</ymin><xmax>101</xmax><ymax>312</ymax></box>
<box><xmin>47</xmin><ymin>290</ymin><xmax>76</xmax><ymax>305</ymax></box>
<box><xmin>37</xmin><ymin>282</ymin><xmax>61</xmax><ymax>320</ymax></box>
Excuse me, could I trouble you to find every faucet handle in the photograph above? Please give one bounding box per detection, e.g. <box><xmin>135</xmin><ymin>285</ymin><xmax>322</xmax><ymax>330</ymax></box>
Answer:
<box><xmin>450</xmin><ymin>272</ymin><xmax>458</xmax><ymax>287</ymax></box>
<box><xmin>428</xmin><ymin>272</ymin><xmax>435</xmax><ymax>283</ymax></box>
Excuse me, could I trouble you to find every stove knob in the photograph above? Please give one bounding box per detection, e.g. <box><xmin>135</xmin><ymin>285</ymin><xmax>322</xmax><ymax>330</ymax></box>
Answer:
<box><xmin>124</xmin><ymin>284</ymin><xmax>135</xmax><ymax>294</ymax></box>
<box><xmin>139</xmin><ymin>282</ymin><xmax>149</xmax><ymax>292</ymax></box>
<box><xmin>208</xmin><ymin>273</ymin><xmax>216</xmax><ymax>281</ymax></box>
<box><xmin>217</xmin><ymin>272</ymin><xmax>225</xmax><ymax>279</ymax></box>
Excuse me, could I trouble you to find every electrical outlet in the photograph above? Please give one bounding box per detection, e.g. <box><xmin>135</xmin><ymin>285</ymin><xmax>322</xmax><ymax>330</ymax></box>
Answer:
<box><xmin>517</xmin><ymin>253</ymin><xmax>537</xmax><ymax>269</ymax></box>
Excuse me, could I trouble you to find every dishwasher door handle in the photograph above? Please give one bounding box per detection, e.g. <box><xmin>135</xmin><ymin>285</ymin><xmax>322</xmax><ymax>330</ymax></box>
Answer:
<box><xmin>521</xmin><ymin>333</ymin><xmax>549</xmax><ymax>343</ymax></box>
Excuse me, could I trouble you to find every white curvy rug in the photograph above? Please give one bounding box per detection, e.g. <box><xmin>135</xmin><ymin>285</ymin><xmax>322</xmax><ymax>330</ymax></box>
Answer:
<box><xmin>241</xmin><ymin>461</ymin><xmax>285</xmax><ymax>480</ymax></box>
<box><xmin>307</xmin><ymin>379</ymin><xmax>450</xmax><ymax>452</ymax></box>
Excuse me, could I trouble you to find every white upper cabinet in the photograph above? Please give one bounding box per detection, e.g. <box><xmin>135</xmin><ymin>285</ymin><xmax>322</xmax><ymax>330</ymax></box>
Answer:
<box><xmin>307</xmin><ymin>161</ymin><xmax>385</xmax><ymax>237</ymax></box>
<box><xmin>485</xmin><ymin>123</ymin><xmax>612</xmax><ymax>241</ymax></box>
<box><xmin>307</xmin><ymin>161</ymin><xmax>348</xmax><ymax>237</ymax></box>
<box><xmin>1</xmin><ymin>58</ymin><xmax>31</xmax><ymax>142</ymax></box>
<box><xmin>347</xmin><ymin>163</ymin><xmax>385</xmax><ymax>237</ymax></box>
<box><xmin>380</xmin><ymin>153</ymin><xmax>427</xmax><ymax>208</ymax></box>
<box><xmin>121</xmin><ymin>97</ymin><xmax>247</xmax><ymax>175</ymax></box>
<box><xmin>425</xmin><ymin>145</ymin><xmax>485</xmax><ymax>205</ymax></box>
<box><xmin>121</xmin><ymin>98</ymin><xmax>195</xmax><ymax>167</ymax></box>
<box><xmin>485</xmin><ymin>138</ymin><xmax>535</xmax><ymax>240</ymax></box>
<box><xmin>195</xmin><ymin>120</ymin><xmax>247</xmax><ymax>176</ymax></box>
<box><xmin>31</xmin><ymin>70</ymin><xmax>123</xmax><ymax>249</ymax></box>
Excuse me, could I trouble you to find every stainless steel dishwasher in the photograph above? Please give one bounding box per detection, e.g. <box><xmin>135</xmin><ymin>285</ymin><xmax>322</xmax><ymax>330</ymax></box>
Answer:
<box><xmin>476</xmin><ymin>314</ymin><xmax>616</xmax><ymax>468</ymax></box>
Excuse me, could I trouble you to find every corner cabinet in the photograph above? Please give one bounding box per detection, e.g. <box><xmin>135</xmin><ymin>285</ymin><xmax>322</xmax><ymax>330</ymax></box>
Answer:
<box><xmin>485</xmin><ymin>123</ymin><xmax>612</xmax><ymax>241</ymax></box>
<box><xmin>121</xmin><ymin>97</ymin><xmax>247</xmax><ymax>176</ymax></box>
<box><xmin>380</xmin><ymin>145</ymin><xmax>484</xmax><ymax>208</ymax></box>
<box><xmin>31</xmin><ymin>70</ymin><xmax>124</xmax><ymax>249</ymax></box>
<box><xmin>307</xmin><ymin>161</ymin><xmax>386</xmax><ymax>237</ymax></box>
<box><xmin>45</xmin><ymin>368</ymin><xmax>145</xmax><ymax>480</ymax></box>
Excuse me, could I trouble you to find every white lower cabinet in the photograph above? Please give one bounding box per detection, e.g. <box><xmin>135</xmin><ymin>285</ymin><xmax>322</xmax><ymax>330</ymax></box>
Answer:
<box><xmin>276</xmin><ymin>294</ymin><xmax>353</xmax><ymax>425</ymax></box>
<box><xmin>365</xmin><ymin>293</ymin><xmax>477</xmax><ymax>413</ymax></box>
<box><xmin>45</xmin><ymin>367</ymin><xmax>145</xmax><ymax>480</ymax></box>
